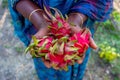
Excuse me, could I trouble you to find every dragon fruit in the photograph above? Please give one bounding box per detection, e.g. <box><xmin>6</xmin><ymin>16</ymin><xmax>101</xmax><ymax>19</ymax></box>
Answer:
<box><xmin>43</xmin><ymin>7</ymin><xmax>71</xmax><ymax>39</ymax></box>
<box><xmin>25</xmin><ymin>7</ymin><xmax>92</xmax><ymax>71</ymax></box>
<box><xmin>25</xmin><ymin>36</ymin><xmax>53</xmax><ymax>58</ymax></box>
<box><xmin>69</xmin><ymin>28</ymin><xmax>91</xmax><ymax>56</ymax></box>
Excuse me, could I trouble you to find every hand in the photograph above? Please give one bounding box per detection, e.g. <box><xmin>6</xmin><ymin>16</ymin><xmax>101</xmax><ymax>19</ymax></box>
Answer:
<box><xmin>41</xmin><ymin>58</ymin><xmax>60</xmax><ymax>70</ymax></box>
<box><xmin>41</xmin><ymin>57</ymin><xmax>52</xmax><ymax>68</ymax></box>
<box><xmin>68</xmin><ymin>13</ymin><xmax>97</xmax><ymax>64</ymax></box>
<box><xmin>71</xmin><ymin>27</ymin><xmax>97</xmax><ymax>64</ymax></box>
<box><xmin>34</xmin><ymin>26</ymin><xmax>49</xmax><ymax>38</ymax></box>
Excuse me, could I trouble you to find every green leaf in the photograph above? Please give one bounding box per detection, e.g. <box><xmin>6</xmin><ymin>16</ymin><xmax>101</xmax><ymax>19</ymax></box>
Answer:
<box><xmin>45</xmin><ymin>54</ymin><xmax>49</xmax><ymax>60</ymax></box>
<box><xmin>25</xmin><ymin>47</ymin><xmax>30</xmax><ymax>54</ymax></box>
<box><xmin>32</xmin><ymin>36</ymin><xmax>39</xmax><ymax>45</ymax></box>
<box><xmin>59</xmin><ymin>36</ymin><xmax>68</xmax><ymax>42</ymax></box>
<box><xmin>30</xmin><ymin>49</ymin><xmax>36</xmax><ymax>58</ymax></box>
<box><xmin>38</xmin><ymin>53</ymin><xmax>46</xmax><ymax>57</ymax></box>
<box><xmin>68</xmin><ymin>47</ymin><xmax>79</xmax><ymax>52</ymax></box>
<box><xmin>43</xmin><ymin>36</ymin><xmax>48</xmax><ymax>39</ymax></box>
<box><xmin>59</xmin><ymin>42</ymin><xmax>65</xmax><ymax>54</ymax></box>
<box><xmin>52</xmin><ymin>63</ymin><xmax>58</xmax><ymax>68</ymax></box>
<box><xmin>41</xmin><ymin>40</ymin><xmax>49</xmax><ymax>49</ymax></box>
<box><xmin>74</xmin><ymin>55</ymin><xmax>81</xmax><ymax>60</ymax></box>
<box><xmin>52</xmin><ymin>39</ymin><xmax>58</xmax><ymax>44</ymax></box>
<box><xmin>50</xmin><ymin>42</ymin><xmax>58</xmax><ymax>53</ymax></box>
<box><xmin>69</xmin><ymin>22</ymin><xmax>76</xmax><ymax>27</ymax></box>
<box><xmin>62</xmin><ymin>65</ymin><xmax>68</xmax><ymax>71</ymax></box>
<box><xmin>48</xmin><ymin>25</ymin><xmax>52</xmax><ymax>29</ymax></box>
<box><xmin>71</xmin><ymin>40</ymin><xmax>77</xmax><ymax>43</ymax></box>
<box><xmin>24</xmin><ymin>43</ymin><xmax>35</xmax><ymax>54</ymax></box>
<box><xmin>58</xmin><ymin>22</ymin><xmax>62</xmax><ymax>28</ymax></box>
<box><xmin>64</xmin><ymin>54</ymin><xmax>77</xmax><ymax>60</ymax></box>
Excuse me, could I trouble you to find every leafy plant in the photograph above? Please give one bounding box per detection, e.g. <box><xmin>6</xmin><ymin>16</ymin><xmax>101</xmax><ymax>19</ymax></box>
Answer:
<box><xmin>98</xmin><ymin>42</ymin><xmax>120</xmax><ymax>63</ymax></box>
<box><xmin>2</xmin><ymin>0</ymin><xmax>8</xmax><ymax>8</ymax></box>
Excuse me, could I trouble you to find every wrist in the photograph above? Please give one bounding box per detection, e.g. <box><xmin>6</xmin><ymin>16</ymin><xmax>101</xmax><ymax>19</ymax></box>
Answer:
<box><xmin>16</xmin><ymin>0</ymin><xmax>47</xmax><ymax>30</ymax></box>
<box><xmin>68</xmin><ymin>12</ymin><xmax>87</xmax><ymax>27</ymax></box>
<box><xmin>34</xmin><ymin>26</ymin><xmax>48</xmax><ymax>38</ymax></box>
<box><xmin>30</xmin><ymin>9</ymin><xmax>47</xmax><ymax>29</ymax></box>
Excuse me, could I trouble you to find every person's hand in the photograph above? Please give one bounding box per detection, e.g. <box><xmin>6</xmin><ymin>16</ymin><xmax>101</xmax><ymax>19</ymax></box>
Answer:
<box><xmin>34</xmin><ymin>26</ymin><xmax>49</xmax><ymax>38</ymax></box>
<box><xmin>67</xmin><ymin>26</ymin><xmax>97</xmax><ymax>64</ymax></box>
<box><xmin>70</xmin><ymin>25</ymin><xmax>98</xmax><ymax>50</ymax></box>
<box><xmin>70</xmin><ymin>26</ymin><xmax>97</xmax><ymax>64</ymax></box>
<box><xmin>68</xmin><ymin>13</ymin><xmax>97</xmax><ymax>64</ymax></box>
<box><xmin>34</xmin><ymin>24</ymin><xmax>54</xmax><ymax>69</ymax></box>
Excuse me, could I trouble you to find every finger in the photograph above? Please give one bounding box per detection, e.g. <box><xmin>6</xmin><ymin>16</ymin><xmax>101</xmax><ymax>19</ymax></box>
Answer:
<box><xmin>41</xmin><ymin>57</ymin><xmax>45</xmax><ymax>61</ymax></box>
<box><xmin>53</xmin><ymin>66</ymin><xmax>59</xmax><ymax>70</ymax></box>
<box><xmin>71</xmin><ymin>25</ymin><xmax>82</xmax><ymax>33</ymax></box>
<box><xmin>89</xmin><ymin>37</ymin><xmax>98</xmax><ymax>49</ymax></box>
<box><xmin>41</xmin><ymin>58</ymin><xmax>51</xmax><ymax>68</ymax></box>
<box><xmin>81</xmin><ymin>28</ymin><xmax>91</xmax><ymax>35</ymax></box>
<box><xmin>44</xmin><ymin>60</ymin><xmax>51</xmax><ymax>68</ymax></box>
<box><xmin>77</xmin><ymin>55</ymin><xmax>85</xmax><ymax>64</ymax></box>
<box><xmin>34</xmin><ymin>27</ymin><xmax>49</xmax><ymax>38</ymax></box>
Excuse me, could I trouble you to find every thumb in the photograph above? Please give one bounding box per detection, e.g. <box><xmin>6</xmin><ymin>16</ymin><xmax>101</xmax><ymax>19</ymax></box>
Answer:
<box><xmin>89</xmin><ymin>37</ymin><xmax>98</xmax><ymax>49</ymax></box>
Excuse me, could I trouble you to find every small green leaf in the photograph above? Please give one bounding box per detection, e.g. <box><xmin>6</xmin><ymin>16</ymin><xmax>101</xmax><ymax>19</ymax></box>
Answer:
<box><xmin>51</xmin><ymin>62</ymin><xmax>58</xmax><ymax>69</ymax></box>
<box><xmin>45</xmin><ymin>54</ymin><xmax>49</xmax><ymax>60</ymax></box>
<box><xmin>69</xmin><ymin>22</ymin><xmax>76</xmax><ymax>27</ymax></box>
<box><xmin>32</xmin><ymin>36</ymin><xmax>39</xmax><ymax>45</ymax></box>
<box><xmin>41</xmin><ymin>40</ymin><xmax>49</xmax><ymax>49</ymax></box>
<box><xmin>71</xmin><ymin>40</ymin><xmax>77</xmax><ymax>43</ymax></box>
<box><xmin>43</xmin><ymin>36</ymin><xmax>48</xmax><ymax>39</ymax></box>
<box><xmin>30</xmin><ymin>49</ymin><xmax>36</xmax><ymax>58</ymax></box>
<box><xmin>65</xmin><ymin>54</ymin><xmax>77</xmax><ymax>60</ymax></box>
<box><xmin>48</xmin><ymin>25</ymin><xmax>52</xmax><ymax>29</ymax></box>
<box><xmin>62</xmin><ymin>65</ymin><xmax>68</xmax><ymax>71</ymax></box>
<box><xmin>65</xmin><ymin>14</ymin><xmax>68</xmax><ymax>20</ymax></box>
<box><xmin>74</xmin><ymin>55</ymin><xmax>81</xmax><ymax>60</ymax></box>
<box><xmin>25</xmin><ymin>47</ymin><xmax>30</xmax><ymax>54</ymax></box>
<box><xmin>38</xmin><ymin>53</ymin><xmax>46</xmax><ymax>57</ymax></box>
<box><xmin>50</xmin><ymin>42</ymin><xmax>58</xmax><ymax>53</ymax></box>
<box><xmin>59</xmin><ymin>36</ymin><xmax>68</xmax><ymax>42</ymax></box>
<box><xmin>68</xmin><ymin>47</ymin><xmax>79</xmax><ymax>52</ymax></box>
<box><xmin>59</xmin><ymin>42</ymin><xmax>65</xmax><ymax>54</ymax></box>
<box><xmin>24</xmin><ymin>43</ymin><xmax>35</xmax><ymax>54</ymax></box>
<box><xmin>58</xmin><ymin>22</ymin><xmax>62</xmax><ymax>28</ymax></box>
<box><xmin>52</xmin><ymin>39</ymin><xmax>58</xmax><ymax>44</ymax></box>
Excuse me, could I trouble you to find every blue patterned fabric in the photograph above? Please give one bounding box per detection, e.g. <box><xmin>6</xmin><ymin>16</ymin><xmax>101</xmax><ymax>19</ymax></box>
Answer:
<box><xmin>8</xmin><ymin>0</ymin><xmax>113</xmax><ymax>80</ymax></box>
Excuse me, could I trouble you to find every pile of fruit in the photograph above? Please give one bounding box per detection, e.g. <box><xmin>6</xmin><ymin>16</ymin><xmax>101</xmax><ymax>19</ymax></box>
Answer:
<box><xmin>25</xmin><ymin>8</ymin><xmax>91</xmax><ymax>71</ymax></box>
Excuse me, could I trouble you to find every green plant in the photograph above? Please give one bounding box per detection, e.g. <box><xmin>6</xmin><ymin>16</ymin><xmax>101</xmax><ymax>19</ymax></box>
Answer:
<box><xmin>98</xmin><ymin>42</ymin><xmax>120</xmax><ymax>63</ymax></box>
<box><xmin>110</xmin><ymin>58</ymin><xmax>120</xmax><ymax>80</ymax></box>
<box><xmin>2</xmin><ymin>0</ymin><xmax>8</xmax><ymax>8</ymax></box>
<box><xmin>112</xmin><ymin>10</ymin><xmax>120</xmax><ymax>21</ymax></box>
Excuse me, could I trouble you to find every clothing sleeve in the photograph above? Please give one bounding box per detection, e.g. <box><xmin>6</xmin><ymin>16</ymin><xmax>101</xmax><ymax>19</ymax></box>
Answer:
<box><xmin>8</xmin><ymin>0</ymin><xmax>23</xmax><ymax>28</ymax></box>
<box><xmin>70</xmin><ymin>0</ymin><xmax>113</xmax><ymax>22</ymax></box>
<box><xmin>8</xmin><ymin>0</ymin><xmax>30</xmax><ymax>46</ymax></box>
<box><xmin>8</xmin><ymin>0</ymin><xmax>20</xmax><ymax>9</ymax></box>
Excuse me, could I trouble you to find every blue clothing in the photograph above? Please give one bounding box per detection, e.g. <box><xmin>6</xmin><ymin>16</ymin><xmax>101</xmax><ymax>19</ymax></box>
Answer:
<box><xmin>8</xmin><ymin>0</ymin><xmax>113</xmax><ymax>80</ymax></box>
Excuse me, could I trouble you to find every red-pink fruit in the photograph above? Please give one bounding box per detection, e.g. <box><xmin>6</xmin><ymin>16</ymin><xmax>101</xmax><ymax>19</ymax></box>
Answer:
<box><xmin>37</xmin><ymin>37</ymin><xmax>53</xmax><ymax>53</ymax></box>
<box><xmin>69</xmin><ymin>31</ymin><xmax>90</xmax><ymax>55</ymax></box>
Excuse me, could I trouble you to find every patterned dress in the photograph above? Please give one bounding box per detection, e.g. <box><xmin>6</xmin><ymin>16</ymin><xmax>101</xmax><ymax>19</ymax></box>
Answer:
<box><xmin>8</xmin><ymin>0</ymin><xmax>113</xmax><ymax>80</ymax></box>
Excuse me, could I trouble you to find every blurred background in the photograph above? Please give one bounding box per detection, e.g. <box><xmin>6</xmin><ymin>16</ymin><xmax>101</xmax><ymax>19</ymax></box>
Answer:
<box><xmin>0</xmin><ymin>0</ymin><xmax>120</xmax><ymax>80</ymax></box>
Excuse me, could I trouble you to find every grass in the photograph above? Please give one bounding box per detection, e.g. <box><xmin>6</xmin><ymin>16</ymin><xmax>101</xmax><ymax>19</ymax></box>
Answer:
<box><xmin>87</xmin><ymin>18</ymin><xmax>120</xmax><ymax>80</ymax></box>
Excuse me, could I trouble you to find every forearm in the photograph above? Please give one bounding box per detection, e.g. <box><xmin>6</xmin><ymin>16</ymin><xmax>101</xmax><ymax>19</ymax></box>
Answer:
<box><xmin>15</xmin><ymin>0</ymin><xmax>47</xmax><ymax>29</ymax></box>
